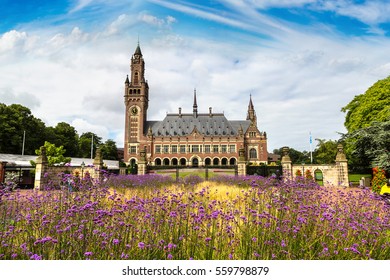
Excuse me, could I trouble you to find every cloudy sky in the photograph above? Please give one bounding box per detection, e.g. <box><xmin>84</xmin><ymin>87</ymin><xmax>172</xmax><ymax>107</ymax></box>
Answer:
<box><xmin>1</xmin><ymin>0</ymin><xmax>390</xmax><ymax>153</ymax></box>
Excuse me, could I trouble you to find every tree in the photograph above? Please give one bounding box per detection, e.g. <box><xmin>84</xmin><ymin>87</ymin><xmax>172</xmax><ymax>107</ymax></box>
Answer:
<box><xmin>46</xmin><ymin>122</ymin><xmax>79</xmax><ymax>157</ymax></box>
<box><xmin>273</xmin><ymin>147</ymin><xmax>310</xmax><ymax>164</ymax></box>
<box><xmin>100</xmin><ymin>139</ymin><xmax>119</xmax><ymax>160</ymax></box>
<box><xmin>78</xmin><ymin>132</ymin><xmax>102</xmax><ymax>158</ymax></box>
<box><xmin>346</xmin><ymin>121</ymin><xmax>390</xmax><ymax>174</ymax></box>
<box><xmin>313</xmin><ymin>139</ymin><xmax>338</xmax><ymax>164</ymax></box>
<box><xmin>34</xmin><ymin>141</ymin><xmax>71</xmax><ymax>166</ymax></box>
<box><xmin>341</xmin><ymin>76</ymin><xmax>390</xmax><ymax>133</ymax></box>
<box><xmin>0</xmin><ymin>103</ymin><xmax>46</xmax><ymax>155</ymax></box>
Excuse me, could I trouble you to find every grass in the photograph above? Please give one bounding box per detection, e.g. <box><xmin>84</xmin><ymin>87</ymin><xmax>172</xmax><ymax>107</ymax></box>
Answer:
<box><xmin>349</xmin><ymin>174</ymin><xmax>372</xmax><ymax>184</ymax></box>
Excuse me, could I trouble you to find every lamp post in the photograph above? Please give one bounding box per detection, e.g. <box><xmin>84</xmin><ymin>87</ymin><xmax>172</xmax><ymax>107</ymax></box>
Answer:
<box><xmin>81</xmin><ymin>161</ymin><xmax>85</xmax><ymax>179</ymax></box>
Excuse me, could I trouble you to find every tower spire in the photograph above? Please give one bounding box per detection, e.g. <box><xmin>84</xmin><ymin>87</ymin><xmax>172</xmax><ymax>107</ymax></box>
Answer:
<box><xmin>134</xmin><ymin>40</ymin><xmax>142</xmax><ymax>56</ymax></box>
<box><xmin>247</xmin><ymin>94</ymin><xmax>257</xmax><ymax>123</ymax></box>
<box><xmin>193</xmin><ymin>89</ymin><xmax>198</xmax><ymax>118</ymax></box>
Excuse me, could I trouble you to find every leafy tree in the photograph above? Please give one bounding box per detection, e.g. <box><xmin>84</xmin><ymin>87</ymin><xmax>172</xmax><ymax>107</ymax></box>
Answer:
<box><xmin>273</xmin><ymin>147</ymin><xmax>310</xmax><ymax>164</ymax></box>
<box><xmin>46</xmin><ymin>122</ymin><xmax>79</xmax><ymax>157</ymax></box>
<box><xmin>34</xmin><ymin>141</ymin><xmax>71</xmax><ymax>166</ymax></box>
<box><xmin>346</xmin><ymin>121</ymin><xmax>390</xmax><ymax>174</ymax></box>
<box><xmin>341</xmin><ymin>76</ymin><xmax>390</xmax><ymax>133</ymax></box>
<box><xmin>313</xmin><ymin>139</ymin><xmax>338</xmax><ymax>164</ymax></box>
<box><xmin>0</xmin><ymin>103</ymin><xmax>46</xmax><ymax>154</ymax></box>
<box><xmin>100</xmin><ymin>139</ymin><xmax>119</xmax><ymax>160</ymax></box>
<box><xmin>78</xmin><ymin>132</ymin><xmax>102</xmax><ymax>158</ymax></box>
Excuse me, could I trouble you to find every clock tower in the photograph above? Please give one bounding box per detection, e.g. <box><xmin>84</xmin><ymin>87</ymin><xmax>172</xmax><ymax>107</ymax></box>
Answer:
<box><xmin>124</xmin><ymin>43</ymin><xmax>149</xmax><ymax>163</ymax></box>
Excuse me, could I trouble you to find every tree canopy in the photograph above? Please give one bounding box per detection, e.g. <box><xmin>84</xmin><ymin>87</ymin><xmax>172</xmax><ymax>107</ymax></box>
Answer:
<box><xmin>342</xmin><ymin>76</ymin><xmax>390</xmax><ymax>133</ymax></box>
<box><xmin>346</xmin><ymin>121</ymin><xmax>390</xmax><ymax>174</ymax></box>
<box><xmin>0</xmin><ymin>103</ymin><xmax>119</xmax><ymax>161</ymax></box>
<box><xmin>313</xmin><ymin>139</ymin><xmax>338</xmax><ymax>164</ymax></box>
<box><xmin>273</xmin><ymin>147</ymin><xmax>310</xmax><ymax>164</ymax></box>
<box><xmin>0</xmin><ymin>103</ymin><xmax>46</xmax><ymax>155</ymax></box>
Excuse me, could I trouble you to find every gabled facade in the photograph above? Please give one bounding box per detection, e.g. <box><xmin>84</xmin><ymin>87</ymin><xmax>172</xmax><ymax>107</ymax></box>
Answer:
<box><xmin>124</xmin><ymin>44</ymin><xmax>268</xmax><ymax>167</ymax></box>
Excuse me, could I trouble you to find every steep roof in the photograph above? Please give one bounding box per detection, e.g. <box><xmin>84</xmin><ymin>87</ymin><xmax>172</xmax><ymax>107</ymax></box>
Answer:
<box><xmin>134</xmin><ymin>43</ymin><xmax>142</xmax><ymax>56</ymax></box>
<box><xmin>146</xmin><ymin>114</ymin><xmax>251</xmax><ymax>137</ymax></box>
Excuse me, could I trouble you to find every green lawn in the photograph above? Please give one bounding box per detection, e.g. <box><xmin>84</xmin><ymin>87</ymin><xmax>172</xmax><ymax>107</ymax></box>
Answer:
<box><xmin>349</xmin><ymin>174</ymin><xmax>371</xmax><ymax>183</ymax></box>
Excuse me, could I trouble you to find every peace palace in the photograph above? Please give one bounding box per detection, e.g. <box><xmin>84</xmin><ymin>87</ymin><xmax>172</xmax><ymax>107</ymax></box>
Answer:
<box><xmin>124</xmin><ymin>44</ymin><xmax>268</xmax><ymax>167</ymax></box>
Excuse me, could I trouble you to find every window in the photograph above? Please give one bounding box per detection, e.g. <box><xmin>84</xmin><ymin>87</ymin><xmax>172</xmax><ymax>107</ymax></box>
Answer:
<box><xmin>163</xmin><ymin>145</ymin><xmax>169</xmax><ymax>153</ymax></box>
<box><xmin>171</xmin><ymin>145</ymin><xmax>178</xmax><ymax>153</ymax></box>
<box><xmin>180</xmin><ymin>145</ymin><xmax>186</xmax><ymax>153</ymax></box>
<box><xmin>229</xmin><ymin>145</ymin><xmax>236</xmax><ymax>153</ymax></box>
<box><xmin>249</xmin><ymin>132</ymin><xmax>256</xmax><ymax>137</ymax></box>
<box><xmin>192</xmin><ymin>145</ymin><xmax>199</xmax><ymax>153</ymax></box>
<box><xmin>249</xmin><ymin>148</ymin><xmax>257</xmax><ymax>159</ymax></box>
<box><xmin>155</xmin><ymin>145</ymin><xmax>161</xmax><ymax>153</ymax></box>
<box><xmin>204</xmin><ymin>145</ymin><xmax>211</xmax><ymax>153</ymax></box>
<box><xmin>130</xmin><ymin>146</ymin><xmax>137</xmax><ymax>154</ymax></box>
<box><xmin>213</xmin><ymin>145</ymin><xmax>219</xmax><ymax>153</ymax></box>
<box><xmin>221</xmin><ymin>145</ymin><xmax>227</xmax><ymax>153</ymax></box>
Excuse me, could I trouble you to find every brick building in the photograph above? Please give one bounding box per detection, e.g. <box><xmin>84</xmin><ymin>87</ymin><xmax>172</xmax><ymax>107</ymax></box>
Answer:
<box><xmin>123</xmin><ymin>44</ymin><xmax>268</xmax><ymax>167</ymax></box>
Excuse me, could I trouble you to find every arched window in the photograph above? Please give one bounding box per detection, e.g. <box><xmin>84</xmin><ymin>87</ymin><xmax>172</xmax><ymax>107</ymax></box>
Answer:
<box><xmin>204</xmin><ymin>158</ymin><xmax>211</xmax><ymax>166</ymax></box>
<box><xmin>180</xmin><ymin>158</ymin><xmax>187</xmax><ymax>166</ymax></box>
<box><xmin>221</xmin><ymin>158</ymin><xmax>228</xmax><ymax>165</ymax></box>
<box><xmin>213</xmin><ymin>158</ymin><xmax>219</xmax><ymax>166</ymax></box>
<box><xmin>163</xmin><ymin>158</ymin><xmax>170</xmax><ymax>166</ymax></box>
<box><xmin>229</xmin><ymin>158</ymin><xmax>236</xmax><ymax>166</ymax></box>
<box><xmin>134</xmin><ymin>72</ymin><xmax>139</xmax><ymax>84</ymax></box>
<box><xmin>192</xmin><ymin>158</ymin><xmax>199</xmax><ymax>167</ymax></box>
<box><xmin>155</xmin><ymin>158</ymin><xmax>162</xmax><ymax>166</ymax></box>
<box><xmin>172</xmin><ymin>158</ymin><xmax>178</xmax><ymax>165</ymax></box>
<box><xmin>249</xmin><ymin>148</ymin><xmax>257</xmax><ymax>159</ymax></box>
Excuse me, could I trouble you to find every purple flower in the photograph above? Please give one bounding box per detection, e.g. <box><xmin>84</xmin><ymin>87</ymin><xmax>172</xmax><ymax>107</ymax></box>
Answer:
<box><xmin>252</xmin><ymin>237</ymin><xmax>257</xmax><ymax>242</ymax></box>
<box><xmin>113</xmin><ymin>239</ymin><xmax>119</xmax><ymax>245</ymax></box>
<box><xmin>84</xmin><ymin>252</ymin><xmax>93</xmax><ymax>257</ymax></box>
<box><xmin>138</xmin><ymin>242</ymin><xmax>145</xmax><ymax>249</ymax></box>
<box><xmin>30</xmin><ymin>254</ymin><xmax>42</xmax><ymax>260</ymax></box>
<box><xmin>167</xmin><ymin>254</ymin><xmax>173</xmax><ymax>259</ymax></box>
<box><xmin>281</xmin><ymin>240</ymin><xmax>286</xmax><ymax>247</ymax></box>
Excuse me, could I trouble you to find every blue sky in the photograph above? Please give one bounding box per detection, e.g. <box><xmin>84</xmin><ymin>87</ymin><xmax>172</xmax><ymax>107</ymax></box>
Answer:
<box><xmin>1</xmin><ymin>0</ymin><xmax>390</xmax><ymax>153</ymax></box>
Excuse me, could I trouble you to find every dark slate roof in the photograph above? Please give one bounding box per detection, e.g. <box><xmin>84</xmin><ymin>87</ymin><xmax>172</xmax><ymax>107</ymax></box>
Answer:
<box><xmin>146</xmin><ymin>113</ymin><xmax>251</xmax><ymax>137</ymax></box>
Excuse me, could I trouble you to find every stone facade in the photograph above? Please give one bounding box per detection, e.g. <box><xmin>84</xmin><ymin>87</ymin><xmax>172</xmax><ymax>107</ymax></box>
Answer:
<box><xmin>281</xmin><ymin>144</ymin><xmax>349</xmax><ymax>187</ymax></box>
<box><xmin>123</xmin><ymin>44</ymin><xmax>268</xmax><ymax>171</ymax></box>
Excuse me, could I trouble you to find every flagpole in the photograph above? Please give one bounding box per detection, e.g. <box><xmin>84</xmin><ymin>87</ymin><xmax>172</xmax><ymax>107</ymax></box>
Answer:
<box><xmin>310</xmin><ymin>132</ymin><xmax>313</xmax><ymax>164</ymax></box>
<box><xmin>22</xmin><ymin>130</ymin><xmax>26</xmax><ymax>156</ymax></box>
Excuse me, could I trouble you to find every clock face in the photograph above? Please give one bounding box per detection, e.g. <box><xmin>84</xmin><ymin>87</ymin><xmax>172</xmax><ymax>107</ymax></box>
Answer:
<box><xmin>131</xmin><ymin>107</ymin><xmax>138</xmax><ymax>115</ymax></box>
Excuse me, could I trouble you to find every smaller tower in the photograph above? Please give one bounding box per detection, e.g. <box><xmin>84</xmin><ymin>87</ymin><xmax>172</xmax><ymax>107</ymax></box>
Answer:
<box><xmin>193</xmin><ymin>89</ymin><xmax>198</xmax><ymax>118</ymax></box>
<box><xmin>246</xmin><ymin>94</ymin><xmax>257</xmax><ymax>124</ymax></box>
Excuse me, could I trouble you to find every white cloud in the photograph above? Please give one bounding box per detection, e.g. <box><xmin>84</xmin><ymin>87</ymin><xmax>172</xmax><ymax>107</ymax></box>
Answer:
<box><xmin>69</xmin><ymin>0</ymin><xmax>95</xmax><ymax>13</ymax></box>
<box><xmin>71</xmin><ymin>118</ymin><xmax>109</xmax><ymax>140</ymax></box>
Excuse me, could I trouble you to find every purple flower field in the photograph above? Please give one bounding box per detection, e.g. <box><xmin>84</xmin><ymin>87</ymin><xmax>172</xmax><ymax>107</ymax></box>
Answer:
<box><xmin>0</xmin><ymin>174</ymin><xmax>389</xmax><ymax>260</ymax></box>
